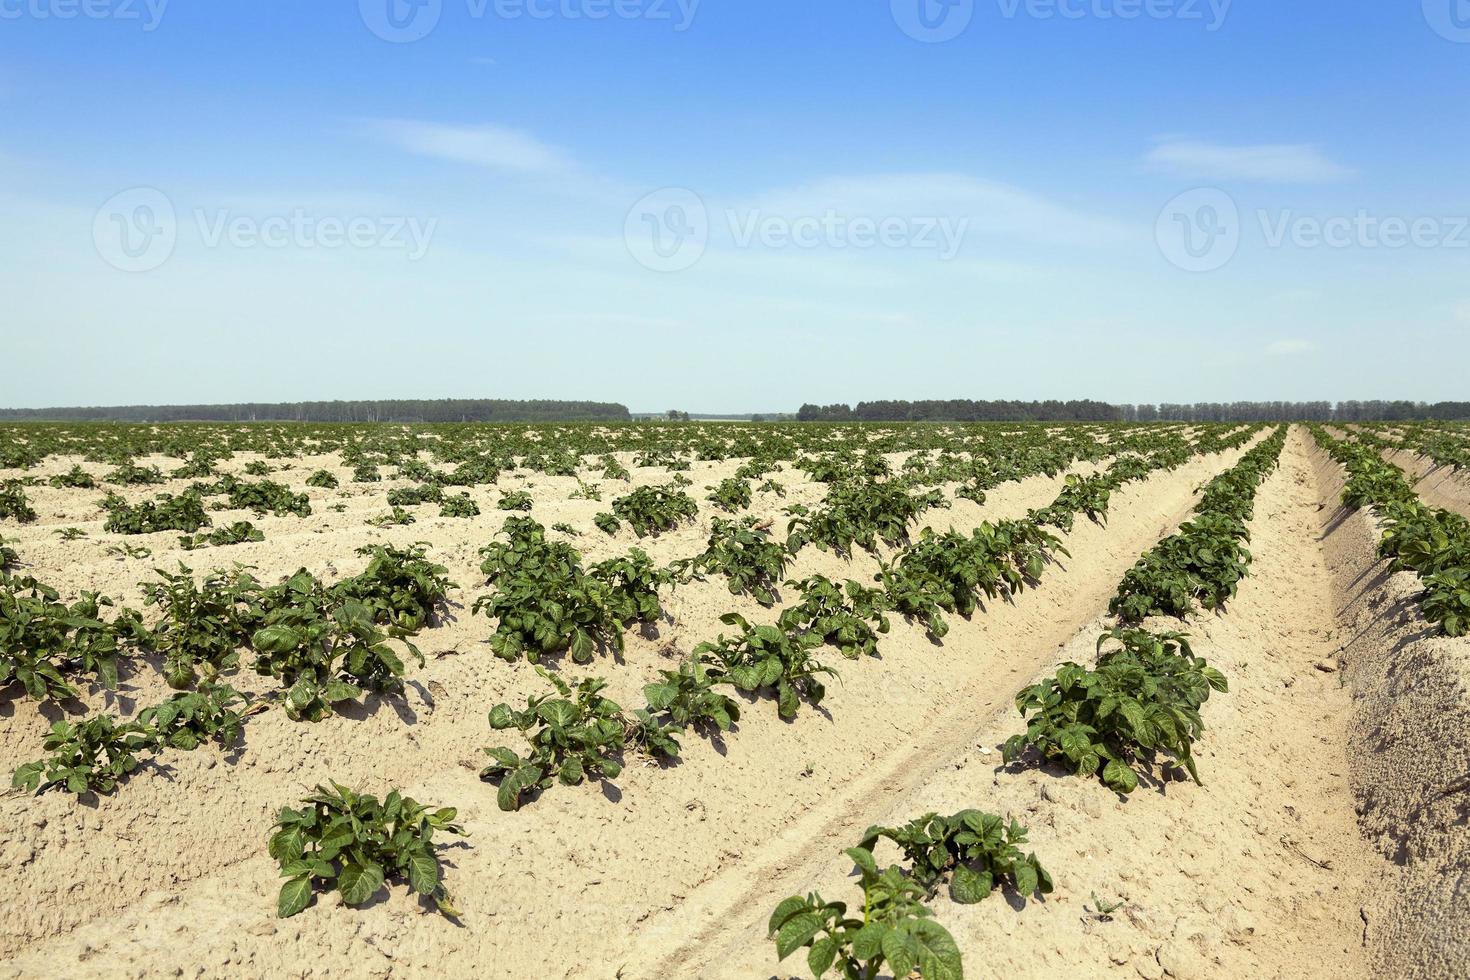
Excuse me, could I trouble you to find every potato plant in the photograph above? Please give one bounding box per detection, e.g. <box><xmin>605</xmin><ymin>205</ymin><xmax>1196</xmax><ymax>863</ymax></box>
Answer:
<box><xmin>0</xmin><ymin>481</ymin><xmax>39</xmax><ymax>524</ymax></box>
<box><xmin>860</xmin><ymin>810</ymin><xmax>1051</xmax><ymax>904</ymax></box>
<box><xmin>48</xmin><ymin>465</ymin><xmax>97</xmax><ymax>489</ymax></box>
<box><xmin>785</xmin><ymin>479</ymin><xmax>946</xmax><ymax>556</ymax></box>
<box><xmin>1003</xmin><ymin>628</ymin><xmax>1227</xmax><ymax>793</ymax></box>
<box><xmin>439</xmin><ymin>492</ymin><xmax>480</xmax><ymax>518</ymax></box>
<box><xmin>11</xmin><ymin>715</ymin><xmax>154</xmax><ymax>795</ymax></box>
<box><xmin>251</xmin><ymin>573</ymin><xmax>423</xmax><ymax>722</ymax></box>
<box><xmin>696</xmin><ymin>613</ymin><xmax>835</xmax><ymax>720</ymax></box>
<box><xmin>335</xmin><ymin>543</ymin><xmax>455</xmax><ymax>633</ymax></box>
<box><xmin>387</xmin><ymin>484</ymin><xmax>444</xmax><ymax>507</ymax></box>
<box><xmin>778</xmin><ymin>576</ymin><xmax>890</xmax><ymax>659</ymax></box>
<box><xmin>104</xmin><ymin>460</ymin><xmax>165</xmax><ymax>485</ymax></box>
<box><xmin>178</xmin><ymin>520</ymin><xmax>264</xmax><ymax>550</ymax></box>
<box><xmin>482</xmin><ymin>668</ymin><xmax>626</xmax><ymax>811</ymax></box>
<box><xmin>137</xmin><ymin>681</ymin><xmax>258</xmax><ymax>750</ymax></box>
<box><xmin>643</xmin><ymin>657</ymin><xmax>741</xmax><ymax>736</ymax></box>
<box><xmin>475</xmin><ymin>519</ymin><xmax>664</xmax><ymax>663</ymax></box>
<box><xmin>611</xmin><ymin>485</ymin><xmax>698</xmax><ymax>537</ymax></box>
<box><xmin>367</xmin><ymin>506</ymin><xmax>415</xmax><ymax>527</ymax></box>
<box><xmin>270</xmin><ymin>782</ymin><xmax>466</xmax><ymax>918</ymax></box>
<box><xmin>142</xmin><ymin>564</ymin><xmax>262</xmax><ymax>689</ymax></box>
<box><xmin>1</xmin><ymin>577</ymin><xmax>135</xmax><ymax>700</ymax></box>
<box><xmin>102</xmin><ymin>490</ymin><xmax>210</xmax><ymax>534</ymax></box>
<box><xmin>497</xmin><ymin>490</ymin><xmax>534</xmax><ymax>512</ymax></box>
<box><xmin>707</xmin><ymin>477</ymin><xmax>752</xmax><ymax>512</ymax></box>
<box><xmin>698</xmin><ymin>517</ymin><xmax>790</xmax><ymax>606</ymax></box>
<box><xmin>769</xmin><ymin>846</ymin><xmax>962</xmax><ymax>980</ymax></box>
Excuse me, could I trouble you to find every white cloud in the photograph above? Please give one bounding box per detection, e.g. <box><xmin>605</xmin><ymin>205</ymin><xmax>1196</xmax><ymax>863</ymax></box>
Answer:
<box><xmin>368</xmin><ymin>120</ymin><xmax>572</xmax><ymax>174</ymax></box>
<box><xmin>1144</xmin><ymin>140</ymin><xmax>1351</xmax><ymax>183</ymax></box>
<box><xmin>1265</xmin><ymin>339</ymin><xmax>1317</xmax><ymax>356</ymax></box>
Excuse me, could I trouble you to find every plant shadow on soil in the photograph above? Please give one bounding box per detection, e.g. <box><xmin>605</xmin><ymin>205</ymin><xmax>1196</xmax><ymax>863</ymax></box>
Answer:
<box><xmin>334</xmin><ymin>690</ymin><xmax>418</xmax><ymax>726</ymax></box>
<box><xmin>996</xmin><ymin>747</ymin><xmax>1188</xmax><ymax>800</ymax></box>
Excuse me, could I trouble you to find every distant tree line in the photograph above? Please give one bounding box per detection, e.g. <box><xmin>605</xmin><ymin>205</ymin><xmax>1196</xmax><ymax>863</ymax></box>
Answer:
<box><xmin>798</xmin><ymin>400</ymin><xmax>1470</xmax><ymax>423</ymax></box>
<box><xmin>0</xmin><ymin>399</ymin><xmax>632</xmax><ymax>423</ymax></box>
<box><xmin>1122</xmin><ymin>401</ymin><xmax>1470</xmax><ymax>422</ymax></box>
<box><xmin>796</xmin><ymin>400</ymin><xmax>1122</xmax><ymax>422</ymax></box>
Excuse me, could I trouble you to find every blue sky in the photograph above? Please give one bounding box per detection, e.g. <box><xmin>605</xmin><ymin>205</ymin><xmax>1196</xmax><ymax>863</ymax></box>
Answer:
<box><xmin>3</xmin><ymin>0</ymin><xmax>1468</xmax><ymax>412</ymax></box>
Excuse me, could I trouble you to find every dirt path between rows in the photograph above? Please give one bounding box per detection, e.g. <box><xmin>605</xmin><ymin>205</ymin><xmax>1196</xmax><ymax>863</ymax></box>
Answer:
<box><xmin>643</xmin><ymin>429</ymin><xmax>1384</xmax><ymax>980</ymax></box>
<box><xmin>0</xmin><ymin>443</ymin><xmax>1257</xmax><ymax>978</ymax></box>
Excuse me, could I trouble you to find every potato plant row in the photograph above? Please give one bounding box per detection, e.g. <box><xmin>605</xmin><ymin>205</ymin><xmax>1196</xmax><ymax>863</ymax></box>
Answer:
<box><xmin>0</xmin><ymin>421</ymin><xmax>1262</xmax><ymax>952</ymax></box>
<box><xmin>1312</xmin><ymin>426</ymin><xmax>1470</xmax><ymax>637</ymax></box>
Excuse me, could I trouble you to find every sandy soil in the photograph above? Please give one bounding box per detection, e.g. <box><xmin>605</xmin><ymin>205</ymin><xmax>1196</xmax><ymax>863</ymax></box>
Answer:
<box><xmin>0</xmin><ymin>429</ymin><xmax>1465</xmax><ymax>979</ymax></box>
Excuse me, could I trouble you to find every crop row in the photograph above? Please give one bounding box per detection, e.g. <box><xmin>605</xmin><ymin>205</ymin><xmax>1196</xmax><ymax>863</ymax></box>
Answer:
<box><xmin>1312</xmin><ymin>427</ymin><xmax>1470</xmax><ymax>637</ymax></box>
<box><xmin>0</xmin><ymin>423</ymin><xmax>1264</xmax><ymax>946</ymax></box>
<box><xmin>766</xmin><ymin>427</ymin><xmax>1286</xmax><ymax>979</ymax></box>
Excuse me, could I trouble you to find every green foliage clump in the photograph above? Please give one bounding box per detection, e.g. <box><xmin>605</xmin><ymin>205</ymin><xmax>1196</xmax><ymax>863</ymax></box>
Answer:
<box><xmin>1</xmin><ymin>577</ymin><xmax>136</xmax><ymax>701</ymax></box>
<box><xmin>0</xmin><ymin>481</ymin><xmax>39</xmax><ymax>524</ymax></box>
<box><xmin>11</xmin><ymin>716</ymin><xmax>154</xmax><ymax>795</ymax></box>
<box><xmin>696</xmin><ymin>612</ymin><xmax>834</xmax><ymax>720</ymax></box>
<box><xmin>612</xmin><ymin>484</ymin><xmax>698</xmax><ymax>537</ymax></box>
<box><xmin>707</xmin><ymin>477</ymin><xmax>752</xmax><ymax>512</ymax></box>
<box><xmin>179</xmin><ymin>521</ymin><xmax>264</xmax><ymax>551</ymax></box>
<box><xmin>1004</xmin><ymin>628</ymin><xmax>1227</xmax><ymax>793</ymax></box>
<box><xmin>270</xmin><ymin>783</ymin><xmax>465</xmax><ymax>918</ymax></box>
<box><xmin>474</xmin><ymin>518</ymin><xmax>666</xmax><ymax>664</ymax></box>
<box><xmin>698</xmin><ymin>516</ymin><xmax>791</xmax><ymax>606</ymax></box>
<box><xmin>102</xmin><ymin>490</ymin><xmax>210</xmax><ymax>534</ymax></box>
<box><xmin>769</xmin><ymin>846</ymin><xmax>962</xmax><ymax>980</ymax></box>
<box><xmin>439</xmin><ymin>492</ymin><xmax>480</xmax><ymax>518</ymax></box>
<box><xmin>860</xmin><ymin>810</ymin><xmax>1051</xmax><ymax>904</ymax></box>
<box><xmin>779</xmin><ymin>576</ymin><xmax>890</xmax><ymax>659</ymax></box>
<box><xmin>48</xmin><ymin>465</ymin><xmax>97</xmax><ymax>489</ymax></box>
<box><xmin>251</xmin><ymin>571</ymin><xmax>423</xmax><ymax>722</ymax></box>
<box><xmin>497</xmin><ymin>490</ymin><xmax>534</xmax><ymax>512</ymax></box>
<box><xmin>482</xmin><ymin>669</ymin><xmax>627</xmax><ymax>811</ymax></box>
